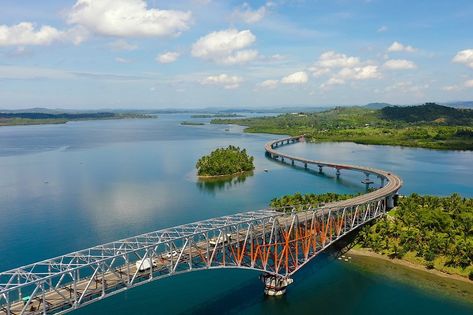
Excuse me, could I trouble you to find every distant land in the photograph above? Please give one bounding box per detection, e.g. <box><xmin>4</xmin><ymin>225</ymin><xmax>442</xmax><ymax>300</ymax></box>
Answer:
<box><xmin>2</xmin><ymin>101</ymin><xmax>472</xmax><ymax>116</ymax></box>
<box><xmin>211</xmin><ymin>103</ymin><xmax>473</xmax><ymax>150</ymax></box>
<box><xmin>0</xmin><ymin>111</ymin><xmax>153</xmax><ymax>126</ymax></box>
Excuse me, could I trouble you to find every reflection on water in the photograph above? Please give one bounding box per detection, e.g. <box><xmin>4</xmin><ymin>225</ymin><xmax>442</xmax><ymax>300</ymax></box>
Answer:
<box><xmin>196</xmin><ymin>172</ymin><xmax>254</xmax><ymax>194</ymax></box>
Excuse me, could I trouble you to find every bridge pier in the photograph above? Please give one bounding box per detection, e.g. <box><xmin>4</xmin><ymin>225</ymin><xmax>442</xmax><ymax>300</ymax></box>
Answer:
<box><xmin>291</xmin><ymin>159</ymin><xmax>294</xmax><ymax>166</ymax></box>
<box><xmin>304</xmin><ymin>162</ymin><xmax>307</xmax><ymax>169</ymax></box>
<box><xmin>387</xmin><ymin>194</ymin><xmax>395</xmax><ymax>209</ymax></box>
<box><xmin>260</xmin><ymin>274</ymin><xmax>293</xmax><ymax>296</ymax></box>
<box><xmin>336</xmin><ymin>168</ymin><xmax>341</xmax><ymax>177</ymax></box>
<box><xmin>318</xmin><ymin>165</ymin><xmax>323</xmax><ymax>173</ymax></box>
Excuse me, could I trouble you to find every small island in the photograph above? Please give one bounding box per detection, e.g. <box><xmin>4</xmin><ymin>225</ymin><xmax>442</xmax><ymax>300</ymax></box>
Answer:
<box><xmin>196</xmin><ymin>145</ymin><xmax>255</xmax><ymax>177</ymax></box>
<box><xmin>180</xmin><ymin>121</ymin><xmax>205</xmax><ymax>126</ymax></box>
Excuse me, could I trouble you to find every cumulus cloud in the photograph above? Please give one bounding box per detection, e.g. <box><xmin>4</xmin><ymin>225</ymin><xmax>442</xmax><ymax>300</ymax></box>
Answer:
<box><xmin>157</xmin><ymin>51</ymin><xmax>179</xmax><ymax>64</ymax></box>
<box><xmin>232</xmin><ymin>2</ymin><xmax>273</xmax><ymax>24</ymax></box>
<box><xmin>0</xmin><ymin>22</ymin><xmax>87</xmax><ymax>46</ymax></box>
<box><xmin>191</xmin><ymin>29</ymin><xmax>258</xmax><ymax>65</ymax></box>
<box><xmin>201</xmin><ymin>74</ymin><xmax>243</xmax><ymax>89</ymax></box>
<box><xmin>67</xmin><ymin>0</ymin><xmax>192</xmax><ymax>37</ymax></box>
<box><xmin>337</xmin><ymin>65</ymin><xmax>380</xmax><ymax>80</ymax></box>
<box><xmin>281</xmin><ymin>71</ymin><xmax>308</xmax><ymax>84</ymax></box>
<box><xmin>383</xmin><ymin>59</ymin><xmax>417</xmax><ymax>70</ymax></box>
<box><xmin>316</xmin><ymin>51</ymin><xmax>360</xmax><ymax>69</ymax></box>
<box><xmin>465</xmin><ymin>79</ymin><xmax>473</xmax><ymax>88</ymax></box>
<box><xmin>387</xmin><ymin>41</ymin><xmax>417</xmax><ymax>53</ymax></box>
<box><xmin>109</xmin><ymin>39</ymin><xmax>138</xmax><ymax>51</ymax></box>
<box><xmin>453</xmin><ymin>49</ymin><xmax>473</xmax><ymax>69</ymax></box>
<box><xmin>310</xmin><ymin>51</ymin><xmax>380</xmax><ymax>87</ymax></box>
<box><xmin>259</xmin><ymin>79</ymin><xmax>279</xmax><ymax>89</ymax></box>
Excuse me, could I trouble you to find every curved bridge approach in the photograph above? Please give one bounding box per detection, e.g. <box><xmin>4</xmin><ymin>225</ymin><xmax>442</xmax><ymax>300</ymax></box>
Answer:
<box><xmin>0</xmin><ymin>135</ymin><xmax>402</xmax><ymax>314</ymax></box>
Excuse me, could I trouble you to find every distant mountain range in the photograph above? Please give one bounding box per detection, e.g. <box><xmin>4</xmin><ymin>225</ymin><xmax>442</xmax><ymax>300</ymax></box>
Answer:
<box><xmin>2</xmin><ymin>101</ymin><xmax>472</xmax><ymax>114</ymax></box>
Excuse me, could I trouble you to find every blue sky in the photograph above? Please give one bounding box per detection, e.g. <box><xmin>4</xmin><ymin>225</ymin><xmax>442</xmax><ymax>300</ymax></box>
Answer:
<box><xmin>1</xmin><ymin>0</ymin><xmax>472</xmax><ymax>109</ymax></box>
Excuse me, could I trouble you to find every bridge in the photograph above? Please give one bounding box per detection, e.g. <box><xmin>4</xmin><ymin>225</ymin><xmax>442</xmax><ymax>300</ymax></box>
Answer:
<box><xmin>0</xmin><ymin>135</ymin><xmax>402</xmax><ymax>314</ymax></box>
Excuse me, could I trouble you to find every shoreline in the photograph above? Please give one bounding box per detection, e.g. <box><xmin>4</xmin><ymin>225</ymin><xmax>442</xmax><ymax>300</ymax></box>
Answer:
<box><xmin>197</xmin><ymin>170</ymin><xmax>253</xmax><ymax>179</ymax></box>
<box><xmin>349</xmin><ymin>248</ymin><xmax>472</xmax><ymax>284</ymax></box>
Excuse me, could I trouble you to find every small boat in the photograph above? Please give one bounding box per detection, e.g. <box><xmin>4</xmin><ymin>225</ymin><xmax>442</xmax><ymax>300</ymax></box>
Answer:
<box><xmin>264</xmin><ymin>169</ymin><xmax>268</xmax><ymax>172</ymax></box>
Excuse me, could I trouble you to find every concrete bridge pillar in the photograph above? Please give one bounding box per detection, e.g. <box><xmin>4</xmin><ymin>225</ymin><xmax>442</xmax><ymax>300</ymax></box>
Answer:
<box><xmin>260</xmin><ymin>274</ymin><xmax>293</xmax><ymax>296</ymax></box>
<box><xmin>336</xmin><ymin>168</ymin><xmax>341</xmax><ymax>177</ymax></box>
<box><xmin>318</xmin><ymin>165</ymin><xmax>323</xmax><ymax>173</ymax></box>
<box><xmin>387</xmin><ymin>195</ymin><xmax>395</xmax><ymax>209</ymax></box>
<box><xmin>304</xmin><ymin>162</ymin><xmax>307</xmax><ymax>169</ymax></box>
<box><xmin>291</xmin><ymin>160</ymin><xmax>295</xmax><ymax>166</ymax></box>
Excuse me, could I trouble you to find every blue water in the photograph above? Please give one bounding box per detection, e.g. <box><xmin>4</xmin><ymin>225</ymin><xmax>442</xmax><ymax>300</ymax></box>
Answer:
<box><xmin>0</xmin><ymin>115</ymin><xmax>471</xmax><ymax>314</ymax></box>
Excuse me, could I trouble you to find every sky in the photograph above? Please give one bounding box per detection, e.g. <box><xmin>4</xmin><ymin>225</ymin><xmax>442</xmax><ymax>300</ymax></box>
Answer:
<box><xmin>0</xmin><ymin>0</ymin><xmax>472</xmax><ymax>109</ymax></box>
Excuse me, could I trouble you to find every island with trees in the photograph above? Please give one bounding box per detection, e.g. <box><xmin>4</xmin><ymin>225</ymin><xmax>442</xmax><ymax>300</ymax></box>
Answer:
<box><xmin>270</xmin><ymin>192</ymin><xmax>473</xmax><ymax>280</ymax></box>
<box><xmin>196</xmin><ymin>145</ymin><xmax>255</xmax><ymax>177</ymax></box>
<box><xmin>211</xmin><ymin>103</ymin><xmax>473</xmax><ymax>150</ymax></box>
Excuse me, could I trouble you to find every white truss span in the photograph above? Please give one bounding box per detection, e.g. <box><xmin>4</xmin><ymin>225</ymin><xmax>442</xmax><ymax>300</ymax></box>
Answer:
<box><xmin>0</xmin><ymin>135</ymin><xmax>402</xmax><ymax>315</ymax></box>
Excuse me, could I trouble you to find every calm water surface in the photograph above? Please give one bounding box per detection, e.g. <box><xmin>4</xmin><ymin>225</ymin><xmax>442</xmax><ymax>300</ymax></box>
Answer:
<box><xmin>0</xmin><ymin>115</ymin><xmax>471</xmax><ymax>314</ymax></box>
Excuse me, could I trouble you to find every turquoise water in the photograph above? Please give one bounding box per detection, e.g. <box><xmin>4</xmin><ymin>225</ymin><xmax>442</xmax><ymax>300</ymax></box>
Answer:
<box><xmin>0</xmin><ymin>115</ymin><xmax>471</xmax><ymax>314</ymax></box>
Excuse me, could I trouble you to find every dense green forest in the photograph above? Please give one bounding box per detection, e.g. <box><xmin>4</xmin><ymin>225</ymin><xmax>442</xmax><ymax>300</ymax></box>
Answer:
<box><xmin>212</xmin><ymin>104</ymin><xmax>473</xmax><ymax>150</ymax></box>
<box><xmin>196</xmin><ymin>145</ymin><xmax>255</xmax><ymax>177</ymax></box>
<box><xmin>0</xmin><ymin>112</ymin><xmax>152</xmax><ymax>126</ymax></box>
<box><xmin>269</xmin><ymin>192</ymin><xmax>473</xmax><ymax>278</ymax></box>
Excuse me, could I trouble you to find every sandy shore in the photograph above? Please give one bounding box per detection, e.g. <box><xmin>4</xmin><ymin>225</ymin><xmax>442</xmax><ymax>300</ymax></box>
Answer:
<box><xmin>349</xmin><ymin>248</ymin><xmax>472</xmax><ymax>284</ymax></box>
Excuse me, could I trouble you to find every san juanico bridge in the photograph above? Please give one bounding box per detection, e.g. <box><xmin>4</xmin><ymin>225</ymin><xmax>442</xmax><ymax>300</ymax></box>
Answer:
<box><xmin>0</xmin><ymin>136</ymin><xmax>402</xmax><ymax>315</ymax></box>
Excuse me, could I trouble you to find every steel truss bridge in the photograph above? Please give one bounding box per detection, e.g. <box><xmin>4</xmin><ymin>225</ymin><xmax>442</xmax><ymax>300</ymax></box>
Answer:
<box><xmin>0</xmin><ymin>135</ymin><xmax>402</xmax><ymax>314</ymax></box>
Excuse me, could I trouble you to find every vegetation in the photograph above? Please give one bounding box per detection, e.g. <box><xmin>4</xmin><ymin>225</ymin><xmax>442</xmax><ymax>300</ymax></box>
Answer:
<box><xmin>270</xmin><ymin>192</ymin><xmax>356</xmax><ymax>211</ymax></box>
<box><xmin>211</xmin><ymin>104</ymin><xmax>473</xmax><ymax>150</ymax></box>
<box><xmin>358</xmin><ymin>193</ymin><xmax>473</xmax><ymax>277</ymax></box>
<box><xmin>181</xmin><ymin>121</ymin><xmax>205</xmax><ymax>126</ymax></box>
<box><xmin>0</xmin><ymin>112</ymin><xmax>153</xmax><ymax>126</ymax></box>
<box><xmin>269</xmin><ymin>192</ymin><xmax>473</xmax><ymax>278</ymax></box>
<box><xmin>196</xmin><ymin>145</ymin><xmax>255</xmax><ymax>177</ymax></box>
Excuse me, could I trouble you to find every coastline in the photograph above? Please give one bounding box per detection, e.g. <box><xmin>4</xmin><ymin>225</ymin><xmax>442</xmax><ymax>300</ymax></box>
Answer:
<box><xmin>197</xmin><ymin>170</ymin><xmax>253</xmax><ymax>179</ymax></box>
<box><xmin>349</xmin><ymin>248</ymin><xmax>472</xmax><ymax>284</ymax></box>
<box><xmin>347</xmin><ymin>248</ymin><xmax>473</xmax><ymax>305</ymax></box>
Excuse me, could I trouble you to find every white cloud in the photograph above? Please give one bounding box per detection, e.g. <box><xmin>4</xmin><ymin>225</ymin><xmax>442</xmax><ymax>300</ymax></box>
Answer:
<box><xmin>383</xmin><ymin>59</ymin><xmax>417</xmax><ymax>70</ymax></box>
<box><xmin>317</xmin><ymin>51</ymin><xmax>360</xmax><ymax>68</ymax></box>
<box><xmin>453</xmin><ymin>49</ymin><xmax>473</xmax><ymax>69</ymax></box>
<box><xmin>337</xmin><ymin>65</ymin><xmax>381</xmax><ymax>80</ymax></box>
<box><xmin>232</xmin><ymin>2</ymin><xmax>272</xmax><ymax>24</ymax></box>
<box><xmin>465</xmin><ymin>79</ymin><xmax>473</xmax><ymax>88</ymax></box>
<box><xmin>281</xmin><ymin>71</ymin><xmax>308</xmax><ymax>84</ymax></box>
<box><xmin>191</xmin><ymin>29</ymin><xmax>258</xmax><ymax>65</ymax></box>
<box><xmin>442</xmin><ymin>85</ymin><xmax>460</xmax><ymax>91</ymax></box>
<box><xmin>377</xmin><ymin>25</ymin><xmax>388</xmax><ymax>32</ymax></box>
<box><xmin>259</xmin><ymin>79</ymin><xmax>279</xmax><ymax>89</ymax></box>
<box><xmin>67</xmin><ymin>0</ymin><xmax>192</xmax><ymax>37</ymax></box>
<box><xmin>0</xmin><ymin>22</ymin><xmax>86</xmax><ymax>46</ymax></box>
<box><xmin>109</xmin><ymin>39</ymin><xmax>138</xmax><ymax>51</ymax></box>
<box><xmin>310</xmin><ymin>51</ymin><xmax>380</xmax><ymax>87</ymax></box>
<box><xmin>115</xmin><ymin>57</ymin><xmax>131</xmax><ymax>63</ymax></box>
<box><xmin>201</xmin><ymin>74</ymin><xmax>243</xmax><ymax>89</ymax></box>
<box><xmin>157</xmin><ymin>51</ymin><xmax>180</xmax><ymax>64</ymax></box>
<box><xmin>387</xmin><ymin>41</ymin><xmax>417</xmax><ymax>53</ymax></box>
